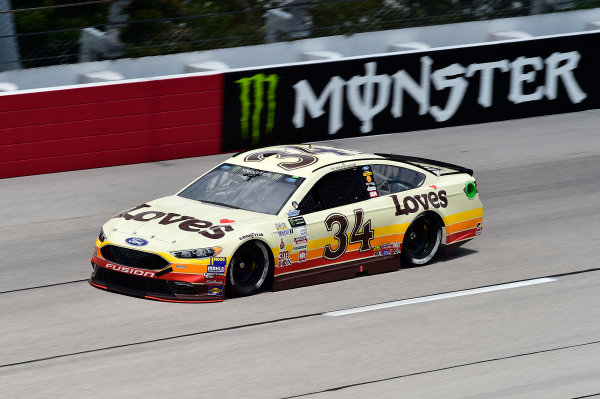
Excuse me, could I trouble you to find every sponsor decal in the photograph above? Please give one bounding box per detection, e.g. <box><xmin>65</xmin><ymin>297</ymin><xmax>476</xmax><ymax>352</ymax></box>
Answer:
<box><xmin>207</xmin><ymin>265</ymin><xmax>225</xmax><ymax>274</ymax></box>
<box><xmin>208</xmin><ymin>286</ymin><xmax>224</xmax><ymax>296</ymax></box>
<box><xmin>280</xmin><ymin>238</ymin><xmax>285</xmax><ymax>249</ymax></box>
<box><xmin>330</xmin><ymin>163</ymin><xmax>357</xmax><ymax>172</ymax></box>
<box><xmin>210</xmin><ymin>257</ymin><xmax>227</xmax><ymax>266</ymax></box>
<box><xmin>292</xmin><ymin>201</ymin><xmax>299</xmax><ymax>209</ymax></box>
<box><xmin>125</xmin><ymin>237</ymin><xmax>148</xmax><ymax>246</ymax></box>
<box><xmin>272</xmin><ymin>173</ymin><xmax>283</xmax><ymax>180</ymax></box>
<box><xmin>278</xmin><ymin>250</ymin><xmax>292</xmax><ymax>267</ymax></box>
<box><xmin>221</xmin><ymin>165</ymin><xmax>231</xmax><ymax>169</ymax></box>
<box><xmin>288</xmin><ymin>216</ymin><xmax>306</xmax><ymax>227</ymax></box>
<box><xmin>296</xmin><ymin>226</ymin><xmax>308</xmax><ymax>237</ymax></box>
<box><xmin>292</xmin><ymin>243</ymin><xmax>308</xmax><ymax>252</ymax></box>
<box><xmin>476</xmin><ymin>222</ymin><xmax>483</xmax><ymax>236</ymax></box>
<box><xmin>275</xmin><ymin>222</ymin><xmax>288</xmax><ymax>230</ymax></box>
<box><xmin>362</xmin><ymin>166</ymin><xmax>371</xmax><ymax>171</ymax></box>
<box><xmin>286</xmin><ymin>177</ymin><xmax>297</xmax><ymax>183</ymax></box>
<box><xmin>391</xmin><ymin>190</ymin><xmax>448</xmax><ymax>216</ymax></box>
<box><xmin>204</xmin><ymin>273</ymin><xmax>215</xmax><ymax>278</ymax></box>
<box><xmin>365</xmin><ymin>175</ymin><xmax>372</xmax><ymax>182</ymax></box>
<box><xmin>362</xmin><ymin>171</ymin><xmax>373</xmax><ymax>176</ymax></box>
<box><xmin>239</xmin><ymin>233</ymin><xmax>264</xmax><ymax>240</ymax></box>
<box><xmin>105</xmin><ymin>263</ymin><xmax>155</xmax><ymax>278</ymax></box>
<box><xmin>205</xmin><ymin>279</ymin><xmax>225</xmax><ymax>286</ymax></box>
<box><xmin>374</xmin><ymin>249</ymin><xmax>398</xmax><ymax>256</ymax></box>
<box><xmin>367</xmin><ymin>186</ymin><xmax>377</xmax><ymax>191</ymax></box>
<box><xmin>176</xmin><ymin>265</ymin><xmax>187</xmax><ymax>269</ymax></box>
<box><xmin>294</xmin><ymin>237</ymin><xmax>307</xmax><ymax>245</ymax></box>
<box><xmin>236</xmin><ymin>73</ymin><xmax>279</xmax><ymax>145</ymax></box>
<box><xmin>114</xmin><ymin>204</ymin><xmax>234</xmax><ymax>240</ymax></box>
<box><xmin>298</xmin><ymin>250</ymin><xmax>307</xmax><ymax>263</ymax></box>
<box><xmin>292</xmin><ymin>54</ymin><xmax>586</xmax><ymax>135</ymax></box>
<box><xmin>380</xmin><ymin>242</ymin><xmax>401</xmax><ymax>249</ymax></box>
<box><xmin>224</xmin><ymin>35</ymin><xmax>594</xmax><ymax>153</ymax></box>
<box><xmin>288</xmin><ymin>209</ymin><xmax>300</xmax><ymax>217</ymax></box>
<box><xmin>373</xmin><ymin>245</ymin><xmax>381</xmax><ymax>251</ymax></box>
<box><xmin>278</xmin><ymin>228</ymin><xmax>294</xmax><ymax>237</ymax></box>
<box><xmin>464</xmin><ymin>181</ymin><xmax>478</xmax><ymax>200</ymax></box>
<box><xmin>369</xmin><ymin>191</ymin><xmax>378</xmax><ymax>198</ymax></box>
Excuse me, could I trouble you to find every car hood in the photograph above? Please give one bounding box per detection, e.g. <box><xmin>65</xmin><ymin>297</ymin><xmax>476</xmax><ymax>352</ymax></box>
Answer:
<box><xmin>102</xmin><ymin>195</ymin><xmax>270</xmax><ymax>252</ymax></box>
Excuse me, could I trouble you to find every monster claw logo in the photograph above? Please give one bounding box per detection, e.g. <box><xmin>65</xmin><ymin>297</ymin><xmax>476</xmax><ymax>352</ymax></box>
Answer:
<box><xmin>236</xmin><ymin>73</ymin><xmax>279</xmax><ymax>145</ymax></box>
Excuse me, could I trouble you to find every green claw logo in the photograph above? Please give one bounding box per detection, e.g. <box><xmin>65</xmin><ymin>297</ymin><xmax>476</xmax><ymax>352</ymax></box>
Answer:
<box><xmin>464</xmin><ymin>181</ymin><xmax>477</xmax><ymax>200</ymax></box>
<box><xmin>236</xmin><ymin>73</ymin><xmax>279</xmax><ymax>145</ymax></box>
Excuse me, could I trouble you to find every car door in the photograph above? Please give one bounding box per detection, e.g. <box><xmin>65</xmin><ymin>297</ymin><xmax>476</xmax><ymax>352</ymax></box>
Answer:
<box><xmin>281</xmin><ymin>166</ymin><xmax>376</xmax><ymax>275</ymax></box>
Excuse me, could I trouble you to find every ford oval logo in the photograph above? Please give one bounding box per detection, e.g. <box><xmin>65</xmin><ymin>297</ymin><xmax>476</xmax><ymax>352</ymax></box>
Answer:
<box><xmin>126</xmin><ymin>237</ymin><xmax>148</xmax><ymax>246</ymax></box>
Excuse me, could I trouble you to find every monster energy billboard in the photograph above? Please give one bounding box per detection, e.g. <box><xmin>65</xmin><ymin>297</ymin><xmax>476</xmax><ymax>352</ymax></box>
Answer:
<box><xmin>222</xmin><ymin>31</ymin><xmax>600</xmax><ymax>151</ymax></box>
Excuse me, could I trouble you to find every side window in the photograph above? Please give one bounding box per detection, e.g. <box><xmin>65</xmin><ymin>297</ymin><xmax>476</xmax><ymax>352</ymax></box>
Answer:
<box><xmin>298</xmin><ymin>168</ymin><xmax>370</xmax><ymax>214</ymax></box>
<box><xmin>371</xmin><ymin>164</ymin><xmax>425</xmax><ymax>196</ymax></box>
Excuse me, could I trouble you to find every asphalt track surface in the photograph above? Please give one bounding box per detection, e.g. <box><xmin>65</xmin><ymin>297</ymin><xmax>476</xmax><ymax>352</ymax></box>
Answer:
<box><xmin>1</xmin><ymin>111</ymin><xmax>600</xmax><ymax>398</ymax></box>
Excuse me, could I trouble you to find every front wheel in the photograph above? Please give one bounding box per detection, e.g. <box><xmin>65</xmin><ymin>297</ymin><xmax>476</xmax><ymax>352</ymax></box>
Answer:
<box><xmin>402</xmin><ymin>214</ymin><xmax>442</xmax><ymax>267</ymax></box>
<box><xmin>227</xmin><ymin>241</ymin><xmax>271</xmax><ymax>297</ymax></box>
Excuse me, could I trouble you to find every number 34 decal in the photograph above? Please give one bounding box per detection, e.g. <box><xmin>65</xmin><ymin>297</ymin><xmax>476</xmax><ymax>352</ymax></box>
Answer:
<box><xmin>323</xmin><ymin>209</ymin><xmax>374</xmax><ymax>260</ymax></box>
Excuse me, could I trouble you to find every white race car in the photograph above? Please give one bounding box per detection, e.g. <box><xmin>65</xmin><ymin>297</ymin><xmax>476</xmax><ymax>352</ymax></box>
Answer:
<box><xmin>90</xmin><ymin>145</ymin><xmax>482</xmax><ymax>302</ymax></box>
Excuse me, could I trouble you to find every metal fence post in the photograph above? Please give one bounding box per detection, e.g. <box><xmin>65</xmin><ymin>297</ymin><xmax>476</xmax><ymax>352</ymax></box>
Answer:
<box><xmin>0</xmin><ymin>0</ymin><xmax>21</xmax><ymax>71</ymax></box>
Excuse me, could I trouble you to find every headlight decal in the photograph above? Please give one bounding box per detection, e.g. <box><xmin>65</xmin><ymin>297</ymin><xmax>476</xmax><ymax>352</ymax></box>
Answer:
<box><xmin>170</xmin><ymin>246</ymin><xmax>222</xmax><ymax>259</ymax></box>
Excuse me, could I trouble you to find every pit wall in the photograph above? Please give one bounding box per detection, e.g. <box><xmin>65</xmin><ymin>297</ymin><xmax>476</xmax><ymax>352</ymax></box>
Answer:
<box><xmin>1</xmin><ymin>30</ymin><xmax>599</xmax><ymax>178</ymax></box>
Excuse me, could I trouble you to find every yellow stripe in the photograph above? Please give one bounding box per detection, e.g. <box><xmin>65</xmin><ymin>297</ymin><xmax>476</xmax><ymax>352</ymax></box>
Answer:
<box><xmin>443</xmin><ymin>207</ymin><xmax>483</xmax><ymax>226</ymax></box>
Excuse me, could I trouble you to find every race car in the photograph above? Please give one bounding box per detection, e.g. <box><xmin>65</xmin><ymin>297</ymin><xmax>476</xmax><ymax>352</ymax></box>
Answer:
<box><xmin>90</xmin><ymin>145</ymin><xmax>482</xmax><ymax>302</ymax></box>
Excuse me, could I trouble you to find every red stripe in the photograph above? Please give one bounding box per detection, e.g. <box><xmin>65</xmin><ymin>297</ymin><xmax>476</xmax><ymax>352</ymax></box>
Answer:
<box><xmin>446</xmin><ymin>228</ymin><xmax>477</xmax><ymax>244</ymax></box>
<box><xmin>276</xmin><ymin>249</ymin><xmax>375</xmax><ymax>276</ymax></box>
<box><xmin>89</xmin><ymin>281</ymin><xmax>107</xmax><ymax>290</ymax></box>
<box><xmin>144</xmin><ymin>296</ymin><xmax>223</xmax><ymax>303</ymax></box>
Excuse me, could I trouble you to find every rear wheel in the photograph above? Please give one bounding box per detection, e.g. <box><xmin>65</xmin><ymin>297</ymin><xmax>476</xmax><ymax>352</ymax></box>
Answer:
<box><xmin>227</xmin><ymin>241</ymin><xmax>271</xmax><ymax>297</ymax></box>
<box><xmin>402</xmin><ymin>214</ymin><xmax>442</xmax><ymax>267</ymax></box>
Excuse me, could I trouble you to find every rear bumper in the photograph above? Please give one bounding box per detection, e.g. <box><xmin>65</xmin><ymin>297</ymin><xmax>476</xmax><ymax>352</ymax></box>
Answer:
<box><xmin>90</xmin><ymin>255</ymin><xmax>225</xmax><ymax>303</ymax></box>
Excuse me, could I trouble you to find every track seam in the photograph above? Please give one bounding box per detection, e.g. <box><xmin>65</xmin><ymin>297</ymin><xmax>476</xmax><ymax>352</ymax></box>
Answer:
<box><xmin>0</xmin><ymin>279</ymin><xmax>87</xmax><ymax>294</ymax></box>
<box><xmin>280</xmin><ymin>340</ymin><xmax>600</xmax><ymax>398</ymax></box>
<box><xmin>0</xmin><ymin>313</ymin><xmax>320</xmax><ymax>369</ymax></box>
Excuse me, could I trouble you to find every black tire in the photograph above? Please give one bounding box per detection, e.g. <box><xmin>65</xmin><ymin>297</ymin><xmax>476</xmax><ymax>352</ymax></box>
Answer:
<box><xmin>227</xmin><ymin>241</ymin><xmax>271</xmax><ymax>297</ymax></box>
<box><xmin>402</xmin><ymin>214</ymin><xmax>442</xmax><ymax>267</ymax></box>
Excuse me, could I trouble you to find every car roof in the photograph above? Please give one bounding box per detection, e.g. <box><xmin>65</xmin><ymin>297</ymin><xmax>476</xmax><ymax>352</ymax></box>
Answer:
<box><xmin>227</xmin><ymin>144</ymin><xmax>386</xmax><ymax>177</ymax></box>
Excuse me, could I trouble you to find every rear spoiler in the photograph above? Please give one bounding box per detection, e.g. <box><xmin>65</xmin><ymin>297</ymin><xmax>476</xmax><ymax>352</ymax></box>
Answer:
<box><xmin>375</xmin><ymin>153</ymin><xmax>473</xmax><ymax>177</ymax></box>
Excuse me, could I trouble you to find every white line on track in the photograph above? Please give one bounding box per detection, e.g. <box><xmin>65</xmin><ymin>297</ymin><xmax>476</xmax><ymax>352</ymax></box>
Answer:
<box><xmin>323</xmin><ymin>277</ymin><xmax>557</xmax><ymax>317</ymax></box>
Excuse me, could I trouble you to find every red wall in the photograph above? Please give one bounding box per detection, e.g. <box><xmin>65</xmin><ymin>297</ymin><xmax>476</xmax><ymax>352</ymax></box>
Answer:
<box><xmin>0</xmin><ymin>73</ymin><xmax>224</xmax><ymax>178</ymax></box>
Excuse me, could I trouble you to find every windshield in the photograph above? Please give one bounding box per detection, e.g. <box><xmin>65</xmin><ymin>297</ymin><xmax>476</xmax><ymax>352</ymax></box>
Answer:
<box><xmin>178</xmin><ymin>164</ymin><xmax>305</xmax><ymax>215</ymax></box>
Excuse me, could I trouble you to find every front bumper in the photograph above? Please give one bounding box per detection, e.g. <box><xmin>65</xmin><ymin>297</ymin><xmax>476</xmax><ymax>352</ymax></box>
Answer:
<box><xmin>90</xmin><ymin>255</ymin><xmax>226</xmax><ymax>303</ymax></box>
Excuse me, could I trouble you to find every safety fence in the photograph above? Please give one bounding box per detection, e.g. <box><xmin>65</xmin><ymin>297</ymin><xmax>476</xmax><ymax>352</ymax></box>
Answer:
<box><xmin>1</xmin><ymin>30</ymin><xmax>597</xmax><ymax>178</ymax></box>
<box><xmin>0</xmin><ymin>0</ymin><xmax>598</xmax><ymax>70</ymax></box>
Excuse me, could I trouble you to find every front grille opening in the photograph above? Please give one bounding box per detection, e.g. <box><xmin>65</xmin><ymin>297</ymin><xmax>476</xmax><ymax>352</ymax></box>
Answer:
<box><xmin>101</xmin><ymin>245</ymin><xmax>170</xmax><ymax>270</ymax></box>
<box><xmin>94</xmin><ymin>267</ymin><xmax>173</xmax><ymax>296</ymax></box>
<box><xmin>169</xmin><ymin>281</ymin><xmax>199</xmax><ymax>295</ymax></box>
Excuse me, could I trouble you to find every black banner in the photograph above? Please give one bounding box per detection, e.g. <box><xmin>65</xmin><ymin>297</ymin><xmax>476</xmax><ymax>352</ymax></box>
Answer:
<box><xmin>222</xmin><ymin>31</ymin><xmax>599</xmax><ymax>151</ymax></box>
